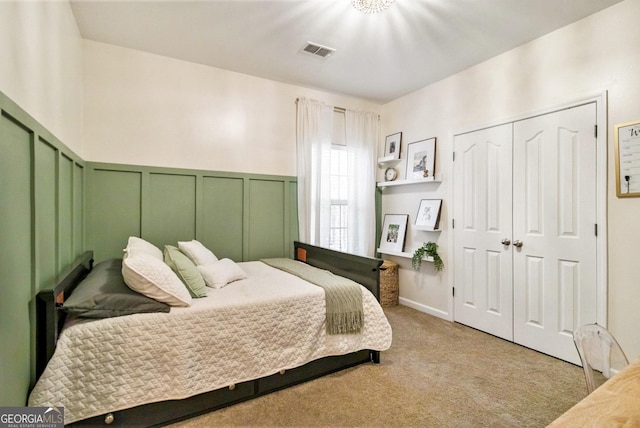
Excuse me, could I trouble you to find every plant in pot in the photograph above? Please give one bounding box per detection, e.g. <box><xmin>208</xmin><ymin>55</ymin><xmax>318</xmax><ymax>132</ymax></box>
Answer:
<box><xmin>412</xmin><ymin>241</ymin><xmax>444</xmax><ymax>272</ymax></box>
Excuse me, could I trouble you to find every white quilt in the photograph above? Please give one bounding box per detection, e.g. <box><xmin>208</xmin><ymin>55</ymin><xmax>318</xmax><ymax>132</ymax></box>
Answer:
<box><xmin>28</xmin><ymin>261</ymin><xmax>392</xmax><ymax>424</ymax></box>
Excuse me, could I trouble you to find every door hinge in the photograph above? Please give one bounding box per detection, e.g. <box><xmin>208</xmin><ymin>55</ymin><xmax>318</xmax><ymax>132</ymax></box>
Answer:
<box><xmin>594</xmin><ymin>125</ymin><xmax>598</xmax><ymax>138</ymax></box>
<box><xmin>452</xmin><ymin>286</ymin><xmax>455</xmax><ymax>297</ymax></box>
<box><xmin>452</xmin><ymin>218</ymin><xmax>455</xmax><ymax>229</ymax></box>
<box><xmin>453</xmin><ymin>152</ymin><xmax>456</xmax><ymax>162</ymax></box>
<box><xmin>595</xmin><ymin>223</ymin><xmax>598</xmax><ymax>237</ymax></box>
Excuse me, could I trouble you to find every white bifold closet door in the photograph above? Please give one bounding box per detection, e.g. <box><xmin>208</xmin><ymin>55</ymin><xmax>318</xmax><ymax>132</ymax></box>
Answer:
<box><xmin>453</xmin><ymin>103</ymin><xmax>597</xmax><ymax>364</ymax></box>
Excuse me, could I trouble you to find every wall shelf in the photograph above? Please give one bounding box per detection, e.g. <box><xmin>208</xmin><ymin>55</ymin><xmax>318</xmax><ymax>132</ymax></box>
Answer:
<box><xmin>377</xmin><ymin>156</ymin><xmax>401</xmax><ymax>168</ymax></box>
<box><xmin>414</xmin><ymin>226</ymin><xmax>442</xmax><ymax>232</ymax></box>
<box><xmin>377</xmin><ymin>248</ymin><xmax>434</xmax><ymax>262</ymax></box>
<box><xmin>377</xmin><ymin>174</ymin><xmax>441</xmax><ymax>189</ymax></box>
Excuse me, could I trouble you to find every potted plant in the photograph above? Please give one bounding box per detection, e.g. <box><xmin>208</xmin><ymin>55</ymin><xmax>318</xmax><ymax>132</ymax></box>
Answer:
<box><xmin>412</xmin><ymin>241</ymin><xmax>444</xmax><ymax>272</ymax></box>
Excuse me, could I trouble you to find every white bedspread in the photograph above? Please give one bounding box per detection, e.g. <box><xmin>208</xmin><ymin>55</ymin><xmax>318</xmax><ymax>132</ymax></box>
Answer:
<box><xmin>28</xmin><ymin>261</ymin><xmax>392</xmax><ymax>424</ymax></box>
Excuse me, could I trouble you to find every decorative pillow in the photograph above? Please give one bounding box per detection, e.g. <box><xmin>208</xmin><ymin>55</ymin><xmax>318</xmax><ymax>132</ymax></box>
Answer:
<box><xmin>124</xmin><ymin>236</ymin><xmax>163</xmax><ymax>260</ymax></box>
<box><xmin>178</xmin><ymin>239</ymin><xmax>218</xmax><ymax>265</ymax></box>
<box><xmin>197</xmin><ymin>258</ymin><xmax>247</xmax><ymax>289</ymax></box>
<box><xmin>163</xmin><ymin>245</ymin><xmax>207</xmax><ymax>298</ymax></box>
<box><xmin>122</xmin><ymin>253</ymin><xmax>192</xmax><ymax>307</ymax></box>
<box><xmin>62</xmin><ymin>258</ymin><xmax>170</xmax><ymax>318</ymax></box>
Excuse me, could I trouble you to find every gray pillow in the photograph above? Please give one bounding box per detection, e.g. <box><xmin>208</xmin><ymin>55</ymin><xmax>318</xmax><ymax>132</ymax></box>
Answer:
<box><xmin>62</xmin><ymin>258</ymin><xmax>170</xmax><ymax>318</ymax></box>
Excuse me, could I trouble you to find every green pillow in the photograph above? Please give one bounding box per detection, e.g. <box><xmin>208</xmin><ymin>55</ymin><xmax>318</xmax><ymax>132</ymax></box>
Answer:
<box><xmin>164</xmin><ymin>245</ymin><xmax>208</xmax><ymax>298</ymax></box>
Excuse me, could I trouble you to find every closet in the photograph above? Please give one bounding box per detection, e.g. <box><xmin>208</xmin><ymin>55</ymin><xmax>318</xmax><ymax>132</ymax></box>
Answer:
<box><xmin>452</xmin><ymin>102</ymin><xmax>599</xmax><ymax>364</ymax></box>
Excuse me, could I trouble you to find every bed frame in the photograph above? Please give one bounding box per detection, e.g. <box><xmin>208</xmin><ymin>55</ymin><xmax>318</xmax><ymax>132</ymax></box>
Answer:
<box><xmin>34</xmin><ymin>241</ymin><xmax>383</xmax><ymax>427</ymax></box>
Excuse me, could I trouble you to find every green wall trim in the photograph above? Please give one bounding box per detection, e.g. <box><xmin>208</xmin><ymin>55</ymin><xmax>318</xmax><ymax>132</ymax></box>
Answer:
<box><xmin>0</xmin><ymin>90</ymin><xmax>86</xmax><ymax>406</ymax></box>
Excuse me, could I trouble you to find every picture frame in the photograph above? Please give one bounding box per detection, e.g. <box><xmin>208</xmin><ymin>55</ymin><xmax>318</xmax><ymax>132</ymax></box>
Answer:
<box><xmin>379</xmin><ymin>214</ymin><xmax>408</xmax><ymax>253</ymax></box>
<box><xmin>415</xmin><ymin>199</ymin><xmax>442</xmax><ymax>230</ymax></box>
<box><xmin>383</xmin><ymin>132</ymin><xmax>402</xmax><ymax>160</ymax></box>
<box><xmin>614</xmin><ymin>120</ymin><xmax>640</xmax><ymax>197</ymax></box>
<box><xmin>406</xmin><ymin>137</ymin><xmax>436</xmax><ymax>179</ymax></box>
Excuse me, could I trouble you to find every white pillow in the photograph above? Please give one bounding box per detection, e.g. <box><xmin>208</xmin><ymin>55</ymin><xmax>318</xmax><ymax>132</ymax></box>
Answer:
<box><xmin>122</xmin><ymin>253</ymin><xmax>192</xmax><ymax>307</ymax></box>
<box><xmin>124</xmin><ymin>236</ymin><xmax>163</xmax><ymax>260</ymax></box>
<box><xmin>197</xmin><ymin>259</ymin><xmax>247</xmax><ymax>289</ymax></box>
<box><xmin>178</xmin><ymin>240</ymin><xmax>218</xmax><ymax>265</ymax></box>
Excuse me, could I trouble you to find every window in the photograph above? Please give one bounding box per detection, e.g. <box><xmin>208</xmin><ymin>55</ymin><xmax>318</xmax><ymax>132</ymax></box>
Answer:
<box><xmin>329</xmin><ymin>110</ymin><xmax>348</xmax><ymax>252</ymax></box>
<box><xmin>329</xmin><ymin>145</ymin><xmax>348</xmax><ymax>251</ymax></box>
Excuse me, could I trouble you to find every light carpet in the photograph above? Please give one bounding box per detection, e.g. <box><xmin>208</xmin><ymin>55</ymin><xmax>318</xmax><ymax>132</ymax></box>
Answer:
<box><xmin>168</xmin><ymin>305</ymin><xmax>586</xmax><ymax>427</ymax></box>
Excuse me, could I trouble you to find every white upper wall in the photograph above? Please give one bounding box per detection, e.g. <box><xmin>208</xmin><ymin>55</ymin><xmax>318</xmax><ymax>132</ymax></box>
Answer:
<box><xmin>0</xmin><ymin>1</ymin><xmax>83</xmax><ymax>154</ymax></box>
<box><xmin>81</xmin><ymin>40</ymin><xmax>380</xmax><ymax>176</ymax></box>
<box><xmin>380</xmin><ymin>0</ymin><xmax>640</xmax><ymax>359</ymax></box>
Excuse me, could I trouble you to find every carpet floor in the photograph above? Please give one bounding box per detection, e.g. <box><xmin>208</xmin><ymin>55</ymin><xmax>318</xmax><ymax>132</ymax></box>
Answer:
<box><xmin>169</xmin><ymin>305</ymin><xmax>587</xmax><ymax>427</ymax></box>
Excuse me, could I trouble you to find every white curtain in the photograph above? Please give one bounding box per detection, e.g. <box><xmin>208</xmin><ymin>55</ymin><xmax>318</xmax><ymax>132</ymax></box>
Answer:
<box><xmin>296</xmin><ymin>98</ymin><xmax>334</xmax><ymax>248</ymax></box>
<box><xmin>345</xmin><ymin>110</ymin><xmax>378</xmax><ymax>257</ymax></box>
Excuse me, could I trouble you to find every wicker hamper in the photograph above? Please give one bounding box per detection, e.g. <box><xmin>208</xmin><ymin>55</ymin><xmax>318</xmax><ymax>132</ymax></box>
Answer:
<box><xmin>379</xmin><ymin>260</ymin><xmax>399</xmax><ymax>307</ymax></box>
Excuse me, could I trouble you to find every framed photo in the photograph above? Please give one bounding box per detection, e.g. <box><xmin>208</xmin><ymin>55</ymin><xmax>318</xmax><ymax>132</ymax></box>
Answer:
<box><xmin>615</xmin><ymin>120</ymin><xmax>640</xmax><ymax>197</ymax></box>
<box><xmin>406</xmin><ymin>137</ymin><xmax>436</xmax><ymax>179</ymax></box>
<box><xmin>415</xmin><ymin>199</ymin><xmax>442</xmax><ymax>230</ymax></box>
<box><xmin>383</xmin><ymin>132</ymin><xmax>402</xmax><ymax>160</ymax></box>
<box><xmin>379</xmin><ymin>214</ymin><xmax>408</xmax><ymax>253</ymax></box>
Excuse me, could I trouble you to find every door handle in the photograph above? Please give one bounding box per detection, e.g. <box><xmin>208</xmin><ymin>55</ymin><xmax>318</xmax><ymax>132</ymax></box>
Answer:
<box><xmin>513</xmin><ymin>240</ymin><xmax>523</xmax><ymax>248</ymax></box>
<box><xmin>501</xmin><ymin>238</ymin><xmax>511</xmax><ymax>246</ymax></box>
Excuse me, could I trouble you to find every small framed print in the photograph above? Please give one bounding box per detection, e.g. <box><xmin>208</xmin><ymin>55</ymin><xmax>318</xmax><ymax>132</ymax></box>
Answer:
<box><xmin>379</xmin><ymin>214</ymin><xmax>408</xmax><ymax>253</ymax></box>
<box><xmin>406</xmin><ymin>137</ymin><xmax>436</xmax><ymax>179</ymax></box>
<box><xmin>415</xmin><ymin>199</ymin><xmax>442</xmax><ymax>230</ymax></box>
<box><xmin>383</xmin><ymin>132</ymin><xmax>402</xmax><ymax>160</ymax></box>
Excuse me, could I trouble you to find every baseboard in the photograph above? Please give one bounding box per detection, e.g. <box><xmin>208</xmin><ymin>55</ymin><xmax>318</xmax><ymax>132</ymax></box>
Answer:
<box><xmin>399</xmin><ymin>297</ymin><xmax>451</xmax><ymax>321</ymax></box>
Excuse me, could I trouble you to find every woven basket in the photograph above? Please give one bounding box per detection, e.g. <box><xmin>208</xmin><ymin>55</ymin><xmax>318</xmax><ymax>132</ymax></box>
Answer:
<box><xmin>380</xmin><ymin>260</ymin><xmax>399</xmax><ymax>308</ymax></box>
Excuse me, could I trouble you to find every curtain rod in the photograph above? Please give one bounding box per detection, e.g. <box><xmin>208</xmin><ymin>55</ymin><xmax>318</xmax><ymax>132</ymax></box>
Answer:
<box><xmin>295</xmin><ymin>98</ymin><xmax>345</xmax><ymax>113</ymax></box>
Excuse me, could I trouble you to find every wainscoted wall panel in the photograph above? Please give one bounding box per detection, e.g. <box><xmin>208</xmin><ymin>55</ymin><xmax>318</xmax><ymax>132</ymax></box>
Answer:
<box><xmin>86</xmin><ymin>163</ymin><xmax>298</xmax><ymax>264</ymax></box>
<box><xmin>202</xmin><ymin>176</ymin><xmax>244</xmax><ymax>261</ymax></box>
<box><xmin>289</xmin><ymin>182</ymin><xmax>299</xmax><ymax>257</ymax></box>
<box><xmin>147</xmin><ymin>173</ymin><xmax>197</xmax><ymax>247</ymax></box>
<box><xmin>35</xmin><ymin>138</ymin><xmax>59</xmax><ymax>291</ymax></box>
<box><xmin>60</xmin><ymin>154</ymin><xmax>74</xmax><ymax>269</ymax></box>
<box><xmin>248</xmin><ymin>179</ymin><xmax>287</xmax><ymax>260</ymax></box>
<box><xmin>89</xmin><ymin>169</ymin><xmax>142</xmax><ymax>261</ymax></box>
<box><xmin>0</xmin><ymin>110</ymin><xmax>33</xmax><ymax>407</ymax></box>
<box><xmin>74</xmin><ymin>164</ymin><xmax>85</xmax><ymax>257</ymax></box>
<box><xmin>0</xmin><ymin>92</ymin><xmax>86</xmax><ymax>406</ymax></box>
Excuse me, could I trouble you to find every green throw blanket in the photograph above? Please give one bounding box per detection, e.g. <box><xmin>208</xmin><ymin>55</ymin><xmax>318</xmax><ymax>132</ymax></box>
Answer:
<box><xmin>261</xmin><ymin>258</ymin><xmax>363</xmax><ymax>335</ymax></box>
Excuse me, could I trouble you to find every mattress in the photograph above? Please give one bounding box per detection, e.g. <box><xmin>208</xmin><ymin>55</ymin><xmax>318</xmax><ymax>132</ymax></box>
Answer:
<box><xmin>28</xmin><ymin>261</ymin><xmax>393</xmax><ymax>424</ymax></box>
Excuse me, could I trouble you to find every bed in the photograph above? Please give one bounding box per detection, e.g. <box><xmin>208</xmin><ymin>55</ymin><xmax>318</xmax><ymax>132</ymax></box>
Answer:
<box><xmin>29</xmin><ymin>241</ymin><xmax>392</xmax><ymax>426</ymax></box>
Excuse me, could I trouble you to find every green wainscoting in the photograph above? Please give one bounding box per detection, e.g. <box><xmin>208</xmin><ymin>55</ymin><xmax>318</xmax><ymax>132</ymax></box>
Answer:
<box><xmin>0</xmin><ymin>92</ymin><xmax>86</xmax><ymax>406</ymax></box>
<box><xmin>86</xmin><ymin>163</ymin><xmax>298</xmax><ymax>263</ymax></box>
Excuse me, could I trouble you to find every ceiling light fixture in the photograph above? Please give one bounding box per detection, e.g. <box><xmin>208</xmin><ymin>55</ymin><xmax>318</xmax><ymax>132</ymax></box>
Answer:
<box><xmin>352</xmin><ymin>0</ymin><xmax>395</xmax><ymax>14</ymax></box>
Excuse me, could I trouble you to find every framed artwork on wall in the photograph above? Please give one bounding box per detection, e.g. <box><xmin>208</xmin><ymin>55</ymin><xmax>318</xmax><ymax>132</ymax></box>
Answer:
<box><xmin>415</xmin><ymin>199</ymin><xmax>442</xmax><ymax>230</ymax></box>
<box><xmin>379</xmin><ymin>214</ymin><xmax>408</xmax><ymax>253</ymax></box>
<box><xmin>615</xmin><ymin>120</ymin><xmax>640</xmax><ymax>197</ymax></box>
<box><xmin>406</xmin><ymin>137</ymin><xmax>436</xmax><ymax>179</ymax></box>
<box><xmin>383</xmin><ymin>132</ymin><xmax>402</xmax><ymax>160</ymax></box>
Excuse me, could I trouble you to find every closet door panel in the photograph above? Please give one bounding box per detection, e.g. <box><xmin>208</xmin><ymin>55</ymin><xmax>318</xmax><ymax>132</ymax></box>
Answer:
<box><xmin>453</xmin><ymin>123</ymin><xmax>513</xmax><ymax>340</ymax></box>
<box><xmin>512</xmin><ymin>103</ymin><xmax>597</xmax><ymax>364</ymax></box>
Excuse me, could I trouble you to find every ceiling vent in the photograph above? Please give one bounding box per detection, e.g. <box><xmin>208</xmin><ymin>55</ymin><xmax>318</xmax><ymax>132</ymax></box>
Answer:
<box><xmin>301</xmin><ymin>42</ymin><xmax>335</xmax><ymax>59</ymax></box>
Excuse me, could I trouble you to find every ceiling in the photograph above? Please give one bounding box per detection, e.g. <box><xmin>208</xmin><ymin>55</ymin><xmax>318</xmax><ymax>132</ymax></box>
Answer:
<box><xmin>69</xmin><ymin>0</ymin><xmax>622</xmax><ymax>104</ymax></box>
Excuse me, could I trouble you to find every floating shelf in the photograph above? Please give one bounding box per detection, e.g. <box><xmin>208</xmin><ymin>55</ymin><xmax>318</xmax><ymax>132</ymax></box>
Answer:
<box><xmin>377</xmin><ymin>248</ymin><xmax>434</xmax><ymax>262</ymax></box>
<box><xmin>377</xmin><ymin>174</ymin><xmax>442</xmax><ymax>188</ymax></box>
<box><xmin>377</xmin><ymin>156</ymin><xmax>401</xmax><ymax>167</ymax></box>
<box><xmin>414</xmin><ymin>226</ymin><xmax>442</xmax><ymax>232</ymax></box>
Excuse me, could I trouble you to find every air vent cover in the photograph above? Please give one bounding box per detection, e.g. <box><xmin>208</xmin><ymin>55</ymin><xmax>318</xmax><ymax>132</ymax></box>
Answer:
<box><xmin>301</xmin><ymin>42</ymin><xmax>335</xmax><ymax>58</ymax></box>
